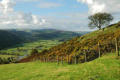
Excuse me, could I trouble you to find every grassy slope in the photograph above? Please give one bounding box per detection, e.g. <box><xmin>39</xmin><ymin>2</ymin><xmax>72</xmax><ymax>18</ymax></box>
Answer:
<box><xmin>0</xmin><ymin>53</ymin><xmax>120</xmax><ymax>80</ymax></box>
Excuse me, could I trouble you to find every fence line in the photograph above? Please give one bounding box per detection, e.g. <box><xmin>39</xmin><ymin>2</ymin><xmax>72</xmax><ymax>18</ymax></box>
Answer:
<box><xmin>35</xmin><ymin>37</ymin><xmax>120</xmax><ymax>64</ymax></box>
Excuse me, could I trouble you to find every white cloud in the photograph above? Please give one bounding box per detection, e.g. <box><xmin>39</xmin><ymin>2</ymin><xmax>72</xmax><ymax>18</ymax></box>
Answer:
<box><xmin>40</xmin><ymin>12</ymin><xmax>90</xmax><ymax>31</ymax></box>
<box><xmin>0</xmin><ymin>0</ymin><xmax>45</xmax><ymax>29</ymax></box>
<box><xmin>32</xmin><ymin>15</ymin><xmax>46</xmax><ymax>25</ymax></box>
<box><xmin>0</xmin><ymin>0</ymin><xmax>15</xmax><ymax>14</ymax></box>
<box><xmin>77</xmin><ymin>0</ymin><xmax>120</xmax><ymax>14</ymax></box>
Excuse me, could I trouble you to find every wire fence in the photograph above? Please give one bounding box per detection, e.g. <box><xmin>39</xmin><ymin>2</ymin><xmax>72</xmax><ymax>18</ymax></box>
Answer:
<box><xmin>28</xmin><ymin>37</ymin><xmax>120</xmax><ymax>64</ymax></box>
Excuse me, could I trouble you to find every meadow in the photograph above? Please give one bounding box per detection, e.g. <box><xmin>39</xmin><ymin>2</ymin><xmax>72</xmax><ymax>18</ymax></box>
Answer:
<box><xmin>0</xmin><ymin>40</ymin><xmax>62</xmax><ymax>64</ymax></box>
<box><xmin>0</xmin><ymin>53</ymin><xmax>119</xmax><ymax>80</ymax></box>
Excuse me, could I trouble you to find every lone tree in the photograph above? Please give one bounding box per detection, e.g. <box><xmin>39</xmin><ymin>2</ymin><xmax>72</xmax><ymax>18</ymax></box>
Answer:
<box><xmin>88</xmin><ymin>13</ymin><xmax>113</xmax><ymax>30</ymax></box>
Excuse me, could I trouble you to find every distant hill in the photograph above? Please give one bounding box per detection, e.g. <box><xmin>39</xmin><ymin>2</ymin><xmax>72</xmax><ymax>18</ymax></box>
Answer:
<box><xmin>20</xmin><ymin>22</ymin><xmax>120</xmax><ymax>63</ymax></box>
<box><xmin>29</xmin><ymin>29</ymin><xmax>82</xmax><ymax>41</ymax></box>
<box><xmin>0</xmin><ymin>30</ymin><xmax>23</xmax><ymax>50</ymax></box>
<box><xmin>9</xmin><ymin>30</ymin><xmax>36</xmax><ymax>42</ymax></box>
<box><xmin>0</xmin><ymin>29</ymin><xmax>86</xmax><ymax>50</ymax></box>
<box><xmin>75</xmin><ymin>31</ymin><xmax>90</xmax><ymax>35</ymax></box>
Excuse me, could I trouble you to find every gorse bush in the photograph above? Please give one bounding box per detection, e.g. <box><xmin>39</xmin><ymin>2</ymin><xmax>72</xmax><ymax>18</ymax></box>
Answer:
<box><xmin>31</xmin><ymin>49</ymin><xmax>39</xmax><ymax>55</ymax></box>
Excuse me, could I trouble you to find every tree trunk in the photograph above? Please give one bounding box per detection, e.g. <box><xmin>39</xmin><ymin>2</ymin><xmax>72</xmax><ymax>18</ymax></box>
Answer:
<box><xmin>98</xmin><ymin>26</ymin><xmax>101</xmax><ymax>30</ymax></box>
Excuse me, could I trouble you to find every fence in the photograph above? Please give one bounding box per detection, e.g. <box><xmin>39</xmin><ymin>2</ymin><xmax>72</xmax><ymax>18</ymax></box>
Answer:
<box><xmin>33</xmin><ymin>37</ymin><xmax>120</xmax><ymax>64</ymax></box>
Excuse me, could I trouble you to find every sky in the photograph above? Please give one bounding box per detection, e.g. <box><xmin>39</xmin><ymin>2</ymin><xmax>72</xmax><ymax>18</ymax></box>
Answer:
<box><xmin>0</xmin><ymin>0</ymin><xmax>120</xmax><ymax>31</ymax></box>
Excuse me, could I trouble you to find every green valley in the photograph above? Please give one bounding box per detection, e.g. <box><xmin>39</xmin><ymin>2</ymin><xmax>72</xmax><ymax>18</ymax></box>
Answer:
<box><xmin>0</xmin><ymin>0</ymin><xmax>120</xmax><ymax>80</ymax></box>
<box><xmin>0</xmin><ymin>29</ymin><xmax>85</xmax><ymax>64</ymax></box>
<box><xmin>0</xmin><ymin>29</ymin><xmax>82</xmax><ymax>50</ymax></box>
<box><xmin>0</xmin><ymin>40</ymin><xmax>61</xmax><ymax>56</ymax></box>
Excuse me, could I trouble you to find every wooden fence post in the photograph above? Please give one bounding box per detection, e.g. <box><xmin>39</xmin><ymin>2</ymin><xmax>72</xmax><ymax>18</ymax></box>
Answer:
<box><xmin>67</xmin><ymin>54</ymin><xmax>69</xmax><ymax>64</ymax></box>
<box><xmin>57</xmin><ymin>56</ymin><xmax>59</xmax><ymax>64</ymax></box>
<box><xmin>61</xmin><ymin>56</ymin><xmax>63</xmax><ymax>64</ymax></box>
<box><xmin>42</xmin><ymin>57</ymin><xmax>44</xmax><ymax>62</ymax></box>
<box><xmin>74</xmin><ymin>56</ymin><xmax>77</xmax><ymax>64</ymax></box>
<box><xmin>46</xmin><ymin>57</ymin><xmax>48</xmax><ymax>62</ymax></box>
<box><xmin>44</xmin><ymin>57</ymin><xmax>46</xmax><ymax>62</ymax></box>
<box><xmin>115</xmin><ymin>38</ymin><xmax>119</xmax><ymax>56</ymax></box>
<box><xmin>84</xmin><ymin>50</ymin><xmax>87</xmax><ymax>62</ymax></box>
<box><xmin>98</xmin><ymin>42</ymin><xmax>101</xmax><ymax>58</ymax></box>
<box><xmin>48</xmin><ymin>57</ymin><xmax>49</xmax><ymax>62</ymax></box>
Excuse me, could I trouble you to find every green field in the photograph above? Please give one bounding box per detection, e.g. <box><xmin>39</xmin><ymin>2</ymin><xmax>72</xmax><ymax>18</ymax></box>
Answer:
<box><xmin>0</xmin><ymin>53</ymin><xmax>119</xmax><ymax>80</ymax></box>
<box><xmin>0</xmin><ymin>40</ymin><xmax>61</xmax><ymax>56</ymax></box>
<box><xmin>0</xmin><ymin>55</ymin><xmax>15</xmax><ymax>59</ymax></box>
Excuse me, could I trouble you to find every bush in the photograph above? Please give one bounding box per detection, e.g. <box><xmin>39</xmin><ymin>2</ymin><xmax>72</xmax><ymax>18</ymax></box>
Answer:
<box><xmin>31</xmin><ymin>49</ymin><xmax>39</xmax><ymax>55</ymax></box>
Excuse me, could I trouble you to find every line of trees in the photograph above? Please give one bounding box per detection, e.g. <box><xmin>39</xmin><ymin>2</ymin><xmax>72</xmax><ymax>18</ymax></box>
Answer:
<box><xmin>0</xmin><ymin>57</ymin><xmax>16</xmax><ymax>64</ymax></box>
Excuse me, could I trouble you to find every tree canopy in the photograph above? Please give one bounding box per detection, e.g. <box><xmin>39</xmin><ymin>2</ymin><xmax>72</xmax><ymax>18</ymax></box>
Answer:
<box><xmin>88</xmin><ymin>13</ymin><xmax>113</xmax><ymax>30</ymax></box>
<box><xmin>31</xmin><ymin>49</ymin><xmax>38</xmax><ymax>55</ymax></box>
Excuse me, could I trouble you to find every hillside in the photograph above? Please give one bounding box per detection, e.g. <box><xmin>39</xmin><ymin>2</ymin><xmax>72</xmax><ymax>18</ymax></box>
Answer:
<box><xmin>10</xmin><ymin>29</ymin><xmax>82</xmax><ymax>41</ymax></box>
<box><xmin>0</xmin><ymin>29</ymin><xmax>83</xmax><ymax>50</ymax></box>
<box><xmin>0</xmin><ymin>53</ymin><xmax>120</xmax><ymax>80</ymax></box>
<box><xmin>20</xmin><ymin>22</ymin><xmax>120</xmax><ymax>63</ymax></box>
<box><xmin>30</xmin><ymin>29</ymin><xmax>82</xmax><ymax>41</ymax></box>
<box><xmin>0</xmin><ymin>30</ymin><xmax>23</xmax><ymax>50</ymax></box>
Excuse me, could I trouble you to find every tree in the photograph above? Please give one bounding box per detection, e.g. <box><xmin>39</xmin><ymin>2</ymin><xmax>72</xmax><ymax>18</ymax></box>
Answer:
<box><xmin>0</xmin><ymin>57</ymin><xmax>3</xmax><ymax>64</ymax></box>
<box><xmin>88</xmin><ymin>13</ymin><xmax>113</xmax><ymax>30</ymax></box>
<box><xmin>31</xmin><ymin>49</ymin><xmax>39</xmax><ymax>55</ymax></box>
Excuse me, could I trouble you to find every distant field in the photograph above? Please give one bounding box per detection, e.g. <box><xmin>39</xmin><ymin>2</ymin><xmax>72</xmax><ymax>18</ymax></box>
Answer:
<box><xmin>0</xmin><ymin>55</ymin><xmax>15</xmax><ymax>59</ymax></box>
<box><xmin>0</xmin><ymin>40</ymin><xmax>61</xmax><ymax>56</ymax></box>
<box><xmin>0</xmin><ymin>53</ymin><xmax>119</xmax><ymax>80</ymax></box>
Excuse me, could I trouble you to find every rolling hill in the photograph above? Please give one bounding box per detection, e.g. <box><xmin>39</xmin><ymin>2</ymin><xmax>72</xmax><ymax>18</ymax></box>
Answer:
<box><xmin>20</xmin><ymin>22</ymin><xmax>120</xmax><ymax>63</ymax></box>
<box><xmin>28</xmin><ymin>29</ymin><xmax>82</xmax><ymax>41</ymax></box>
<box><xmin>0</xmin><ymin>29</ymin><xmax>84</xmax><ymax>50</ymax></box>
<box><xmin>0</xmin><ymin>30</ymin><xmax>23</xmax><ymax>50</ymax></box>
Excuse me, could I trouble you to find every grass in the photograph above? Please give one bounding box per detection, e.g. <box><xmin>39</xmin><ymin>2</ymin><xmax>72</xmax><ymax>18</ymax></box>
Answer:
<box><xmin>0</xmin><ymin>53</ymin><xmax>120</xmax><ymax>80</ymax></box>
<box><xmin>0</xmin><ymin>40</ymin><xmax>61</xmax><ymax>56</ymax></box>
<box><xmin>79</xmin><ymin>24</ymin><xmax>120</xmax><ymax>41</ymax></box>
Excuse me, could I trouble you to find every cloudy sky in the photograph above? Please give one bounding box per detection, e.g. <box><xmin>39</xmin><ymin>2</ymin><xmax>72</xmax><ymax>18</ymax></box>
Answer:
<box><xmin>0</xmin><ymin>0</ymin><xmax>120</xmax><ymax>31</ymax></box>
